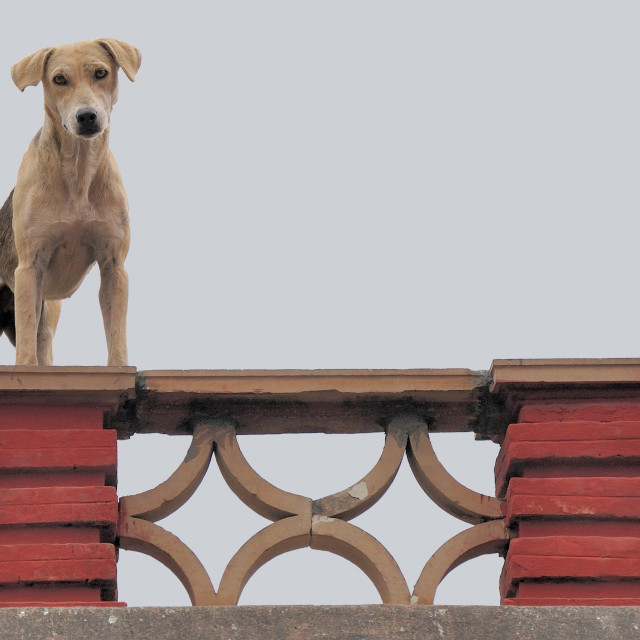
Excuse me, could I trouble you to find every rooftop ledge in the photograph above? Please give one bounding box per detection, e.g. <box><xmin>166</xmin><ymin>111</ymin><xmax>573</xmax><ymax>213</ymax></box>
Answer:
<box><xmin>0</xmin><ymin>359</ymin><xmax>638</xmax><ymax>438</ymax></box>
<box><xmin>0</xmin><ymin>605</ymin><xmax>636</xmax><ymax>640</ymax></box>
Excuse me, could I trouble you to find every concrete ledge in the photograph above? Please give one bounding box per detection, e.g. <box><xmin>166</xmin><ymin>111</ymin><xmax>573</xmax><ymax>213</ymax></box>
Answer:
<box><xmin>0</xmin><ymin>366</ymin><xmax>136</xmax><ymax>409</ymax></box>
<box><xmin>131</xmin><ymin>368</ymin><xmax>488</xmax><ymax>436</ymax></box>
<box><xmin>0</xmin><ymin>606</ymin><xmax>639</xmax><ymax>640</ymax></box>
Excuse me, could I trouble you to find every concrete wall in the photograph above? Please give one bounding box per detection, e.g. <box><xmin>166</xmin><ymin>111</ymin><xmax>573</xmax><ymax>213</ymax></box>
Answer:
<box><xmin>0</xmin><ymin>606</ymin><xmax>639</xmax><ymax>640</ymax></box>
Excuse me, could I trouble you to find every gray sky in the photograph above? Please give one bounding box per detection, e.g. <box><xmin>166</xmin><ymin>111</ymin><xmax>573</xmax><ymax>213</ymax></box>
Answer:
<box><xmin>0</xmin><ymin>1</ymin><xmax>637</xmax><ymax>607</ymax></box>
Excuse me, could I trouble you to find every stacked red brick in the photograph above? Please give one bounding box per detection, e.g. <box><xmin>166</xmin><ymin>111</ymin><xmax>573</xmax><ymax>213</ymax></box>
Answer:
<box><xmin>496</xmin><ymin>401</ymin><xmax>640</xmax><ymax>606</ymax></box>
<box><xmin>0</xmin><ymin>406</ymin><xmax>120</xmax><ymax>607</ymax></box>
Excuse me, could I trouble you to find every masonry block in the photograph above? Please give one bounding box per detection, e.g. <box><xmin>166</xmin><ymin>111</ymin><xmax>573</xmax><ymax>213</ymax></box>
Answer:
<box><xmin>497</xmin><ymin>401</ymin><xmax>640</xmax><ymax>606</ymax></box>
<box><xmin>495</xmin><ymin>421</ymin><xmax>640</xmax><ymax>498</ymax></box>
<box><xmin>0</xmin><ymin>404</ymin><xmax>120</xmax><ymax>607</ymax></box>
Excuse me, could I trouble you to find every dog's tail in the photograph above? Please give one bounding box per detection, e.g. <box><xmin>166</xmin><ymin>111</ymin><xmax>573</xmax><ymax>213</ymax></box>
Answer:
<box><xmin>0</xmin><ymin>285</ymin><xmax>15</xmax><ymax>346</ymax></box>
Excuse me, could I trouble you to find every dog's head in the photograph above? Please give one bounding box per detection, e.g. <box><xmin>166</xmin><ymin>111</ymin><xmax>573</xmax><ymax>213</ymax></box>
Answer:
<box><xmin>11</xmin><ymin>39</ymin><xmax>141</xmax><ymax>139</ymax></box>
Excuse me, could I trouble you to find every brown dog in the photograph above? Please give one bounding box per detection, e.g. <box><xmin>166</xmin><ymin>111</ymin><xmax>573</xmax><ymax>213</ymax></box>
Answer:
<box><xmin>0</xmin><ymin>39</ymin><xmax>141</xmax><ymax>366</ymax></box>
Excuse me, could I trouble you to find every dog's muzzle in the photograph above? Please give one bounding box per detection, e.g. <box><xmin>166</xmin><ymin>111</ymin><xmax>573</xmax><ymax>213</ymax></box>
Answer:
<box><xmin>75</xmin><ymin>107</ymin><xmax>101</xmax><ymax>137</ymax></box>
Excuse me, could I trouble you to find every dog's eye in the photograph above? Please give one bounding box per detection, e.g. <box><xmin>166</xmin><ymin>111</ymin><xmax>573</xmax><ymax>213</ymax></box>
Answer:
<box><xmin>95</xmin><ymin>69</ymin><xmax>108</xmax><ymax>80</ymax></box>
<box><xmin>53</xmin><ymin>75</ymin><xmax>67</xmax><ymax>86</ymax></box>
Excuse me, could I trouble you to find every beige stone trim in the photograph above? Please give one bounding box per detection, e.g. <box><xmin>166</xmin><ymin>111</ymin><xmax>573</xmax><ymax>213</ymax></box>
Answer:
<box><xmin>412</xmin><ymin>520</ymin><xmax>509</xmax><ymax>604</ymax></box>
<box><xmin>0</xmin><ymin>365</ymin><xmax>136</xmax><ymax>408</ymax></box>
<box><xmin>119</xmin><ymin>422</ymin><xmax>216</xmax><ymax>522</ymax></box>
<box><xmin>310</xmin><ymin>516</ymin><xmax>411</xmax><ymax>605</ymax></box>
<box><xmin>118</xmin><ymin>516</ymin><xmax>217</xmax><ymax>605</ymax></box>
<box><xmin>491</xmin><ymin>358</ymin><xmax>640</xmax><ymax>393</ymax></box>
<box><xmin>214</xmin><ymin>422</ymin><xmax>311</xmax><ymax>521</ymax></box>
<box><xmin>217</xmin><ymin>515</ymin><xmax>312</xmax><ymax>605</ymax></box>
<box><xmin>406</xmin><ymin>416</ymin><xmax>503</xmax><ymax>524</ymax></box>
<box><xmin>312</xmin><ymin>419</ymin><xmax>407</xmax><ymax>520</ymax></box>
<box><xmin>138</xmin><ymin>368</ymin><xmax>484</xmax><ymax>397</ymax></box>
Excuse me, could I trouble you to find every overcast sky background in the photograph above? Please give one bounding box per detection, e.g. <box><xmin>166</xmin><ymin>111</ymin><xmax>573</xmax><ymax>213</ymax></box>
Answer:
<box><xmin>0</xmin><ymin>1</ymin><xmax>637</xmax><ymax>607</ymax></box>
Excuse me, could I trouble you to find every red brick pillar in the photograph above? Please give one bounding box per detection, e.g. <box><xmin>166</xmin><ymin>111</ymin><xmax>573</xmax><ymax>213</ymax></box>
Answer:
<box><xmin>0</xmin><ymin>404</ymin><xmax>121</xmax><ymax>607</ymax></box>
<box><xmin>496</xmin><ymin>400</ymin><xmax>640</xmax><ymax>606</ymax></box>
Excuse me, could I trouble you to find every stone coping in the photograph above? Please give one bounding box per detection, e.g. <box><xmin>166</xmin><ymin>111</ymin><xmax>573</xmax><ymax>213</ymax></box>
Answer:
<box><xmin>0</xmin><ymin>360</ymin><xmax>638</xmax><ymax>436</ymax></box>
<box><xmin>131</xmin><ymin>368</ymin><xmax>489</xmax><ymax>435</ymax></box>
<box><xmin>491</xmin><ymin>358</ymin><xmax>640</xmax><ymax>392</ymax></box>
<box><xmin>0</xmin><ymin>366</ymin><xmax>136</xmax><ymax>409</ymax></box>
<box><xmin>0</xmin><ymin>606</ymin><xmax>638</xmax><ymax>640</ymax></box>
<box><xmin>138</xmin><ymin>368</ymin><xmax>486</xmax><ymax>397</ymax></box>
<box><xmin>131</xmin><ymin>359</ymin><xmax>640</xmax><ymax>437</ymax></box>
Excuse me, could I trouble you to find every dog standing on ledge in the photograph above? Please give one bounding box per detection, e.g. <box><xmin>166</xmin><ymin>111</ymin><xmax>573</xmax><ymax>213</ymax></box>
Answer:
<box><xmin>0</xmin><ymin>39</ymin><xmax>141</xmax><ymax>366</ymax></box>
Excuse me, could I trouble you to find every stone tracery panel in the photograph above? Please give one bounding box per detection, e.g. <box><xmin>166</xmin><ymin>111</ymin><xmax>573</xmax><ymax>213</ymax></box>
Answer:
<box><xmin>118</xmin><ymin>412</ymin><xmax>507</xmax><ymax>605</ymax></box>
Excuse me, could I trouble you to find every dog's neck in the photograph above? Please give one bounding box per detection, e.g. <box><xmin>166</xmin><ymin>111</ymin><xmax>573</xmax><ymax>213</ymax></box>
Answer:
<box><xmin>42</xmin><ymin>111</ymin><xmax>111</xmax><ymax>204</ymax></box>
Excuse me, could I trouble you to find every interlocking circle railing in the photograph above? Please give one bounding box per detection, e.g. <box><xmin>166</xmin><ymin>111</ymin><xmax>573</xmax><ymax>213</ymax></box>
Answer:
<box><xmin>118</xmin><ymin>415</ymin><xmax>507</xmax><ymax>604</ymax></box>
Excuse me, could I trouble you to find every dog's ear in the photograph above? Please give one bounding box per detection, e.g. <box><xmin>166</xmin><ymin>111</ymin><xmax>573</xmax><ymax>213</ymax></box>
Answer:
<box><xmin>97</xmin><ymin>39</ymin><xmax>141</xmax><ymax>82</ymax></box>
<box><xmin>11</xmin><ymin>47</ymin><xmax>54</xmax><ymax>92</ymax></box>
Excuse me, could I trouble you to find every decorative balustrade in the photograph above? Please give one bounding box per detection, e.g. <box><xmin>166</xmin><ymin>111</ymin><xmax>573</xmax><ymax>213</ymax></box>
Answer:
<box><xmin>116</xmin><ymin>369</ymin><xmax>507</xmax><ymax>606</ymax></box>
<box><xmin>2</xmin><ymin>360</ymin><xmax>640</xmax><ymax>608</ymax></box>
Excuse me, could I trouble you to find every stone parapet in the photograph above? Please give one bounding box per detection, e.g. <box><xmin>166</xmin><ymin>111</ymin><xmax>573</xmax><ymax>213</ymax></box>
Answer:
<box><xmin>2</xmin><ymin>361</ymin><xmax>640</xmax><ymax>608</ymax></box>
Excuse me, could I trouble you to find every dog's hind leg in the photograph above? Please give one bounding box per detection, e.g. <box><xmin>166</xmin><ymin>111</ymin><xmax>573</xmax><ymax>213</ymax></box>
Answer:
<box><xmin>37</xmin><ymin>299</ymin><xmax>61</xmax><ymax>366</ymax></box>
<box><xmin>0</xmin><ymin>285</ymin><xmax>16</xmax><ymax>346</ymax></box>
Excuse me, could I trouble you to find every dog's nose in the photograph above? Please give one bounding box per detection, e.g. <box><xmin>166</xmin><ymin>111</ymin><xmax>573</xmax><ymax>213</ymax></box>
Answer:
<box><xmin>76</xmin><ymin>108</ymin><xmax>97</xmax><ymax>125</ymax></box>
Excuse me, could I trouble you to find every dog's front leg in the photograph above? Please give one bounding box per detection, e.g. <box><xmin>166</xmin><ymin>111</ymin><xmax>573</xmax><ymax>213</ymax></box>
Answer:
<box><xmin>14</xmin><ymin>262</ymin><xmax>44</xmax><ymax>366</ymax></box>
<box><xmin>98</xmin><ymin>257</ymin><xmax>128</xmax><ymax>366</ymax></box>
<box><xmin>37</xmin><ymin>299</ymin><xmax>61</xmax><ymax>366</ymax></box>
